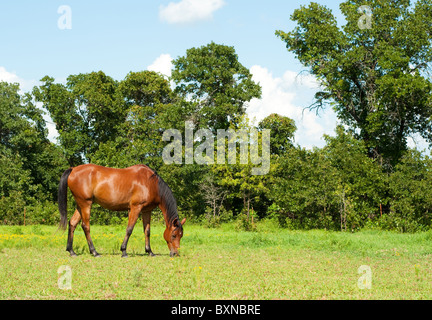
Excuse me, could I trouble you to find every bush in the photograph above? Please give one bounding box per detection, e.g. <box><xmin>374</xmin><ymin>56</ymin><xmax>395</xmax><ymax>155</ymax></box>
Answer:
<box><xmin>26</xmin><ymin>200</ymin><xmax>58</xmax><ymax>225</ymax></box>
<box><xmin>388</xmin><ymin>150</ymin><xmax>432</xmax><ymax>232</ymax></box>
<box><xmin>269</xmin><ymin>127</ymin><xmax>388</xmax><ymax>231</ymax></box>
<box><xmin>235</xmin><ymin>210</ymin><xmax>257</xmax><ymax>232</ymax></box>
<box><xmin>0</xmin><ymin>191</ymin><xmax>27</xmax><ymax>225</ymax></box>
<box><xmin>266</xmin><ymin>203</ymin><xmax>294</xmax><ymax>229</ymax></box>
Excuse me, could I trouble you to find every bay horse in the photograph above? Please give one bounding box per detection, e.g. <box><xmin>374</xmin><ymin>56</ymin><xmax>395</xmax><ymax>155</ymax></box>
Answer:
<box><xmin>58</xmin><ymin>164</ymin><xmax>186</xmax><ymax>258</ymax></box>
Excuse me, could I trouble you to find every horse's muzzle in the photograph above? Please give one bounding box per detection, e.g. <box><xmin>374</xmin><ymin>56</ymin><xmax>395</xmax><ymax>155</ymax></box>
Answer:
<box><xmin>170</xmin><ymin>251</ymin><xmax>180</xmax><ymax>257</ymax></box>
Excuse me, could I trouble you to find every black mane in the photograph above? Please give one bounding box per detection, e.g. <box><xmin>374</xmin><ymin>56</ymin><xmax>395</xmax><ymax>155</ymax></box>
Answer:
<box><xmin>150</xmin><ymin>170</ymin><xmax>180</xmax><ymax>227</ymax></box>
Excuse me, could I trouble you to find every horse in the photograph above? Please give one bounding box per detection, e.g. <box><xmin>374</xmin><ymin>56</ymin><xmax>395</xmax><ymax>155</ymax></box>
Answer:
<box><xmin>58</xmin><ymin>164</ymin><xmax>186</xmax><ymax>258</ymax></box>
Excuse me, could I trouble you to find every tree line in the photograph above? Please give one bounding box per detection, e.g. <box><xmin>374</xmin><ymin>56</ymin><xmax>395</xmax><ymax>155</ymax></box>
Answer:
<box><xmin>1</xmin><ymin>0</ymin><xmax>432</xmax><ymax>232</ymax></box>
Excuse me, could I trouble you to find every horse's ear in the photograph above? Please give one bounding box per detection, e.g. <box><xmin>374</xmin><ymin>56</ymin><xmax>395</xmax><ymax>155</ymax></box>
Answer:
<box><xmin>181</xmin><ymin>218</ymin><xmax>186</xmax><ymax>226</ymax></box>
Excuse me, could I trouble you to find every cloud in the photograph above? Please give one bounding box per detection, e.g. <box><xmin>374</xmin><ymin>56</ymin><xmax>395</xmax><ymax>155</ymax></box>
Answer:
<box><xmin>0</xmin><ymin>66</ymin><xmax>21</xmax><ymax>84</ymax></box>
<box><xmin>407</xmin><ymin>133</ymin><xmax>430</xmax><ymax>152</ymax></box>
<box><xmin>147</xmin><ymin>54</ymin><xmax>173</xmax><ymax>78</ymax></box>
<box><xmin>247</xmin><ymin>65</ymin><xmax>339</xmax><ymax>149</ymax></box>
<box><xmin>159</xmin><ymin>0</ymin><xmax>225</xmax><ymax>24</ymax></box>
<box><xmin>0</xmin><ymin>66</ymin><xmax>39</xmax><ymax>93</ymax></box>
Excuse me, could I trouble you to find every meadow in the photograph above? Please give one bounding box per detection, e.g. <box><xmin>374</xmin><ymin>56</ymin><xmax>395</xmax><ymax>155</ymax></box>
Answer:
<box><xmin>0</xmin><ymin>221</ymin><xmax>431</xmax><ymax>300</ymax></box>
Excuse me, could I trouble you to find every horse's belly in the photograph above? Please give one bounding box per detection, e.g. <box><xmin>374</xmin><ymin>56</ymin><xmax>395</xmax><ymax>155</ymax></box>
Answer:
<box><xmin>94</xmin><ymin>197</ymin><xmax>130</xmax><ymax>211</ymax></box>
<box><xmin>93</xmin><ymin>183</ymin><xmax>132</xmax><ymax>211</ymax></box>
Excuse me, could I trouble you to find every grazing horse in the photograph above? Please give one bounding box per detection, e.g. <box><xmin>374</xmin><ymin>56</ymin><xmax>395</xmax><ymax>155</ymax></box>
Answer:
<box><xmin>58</xmin><ymin>164</ymin><xmax>186</xmax><ymax>258</ymax></box>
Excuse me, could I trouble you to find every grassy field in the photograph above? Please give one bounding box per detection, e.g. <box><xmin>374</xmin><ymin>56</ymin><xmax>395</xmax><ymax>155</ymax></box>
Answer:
<box><xmin>0</xmin><ymin>222</ymin><xmax>431</xmax><ymax>300</ymax></box>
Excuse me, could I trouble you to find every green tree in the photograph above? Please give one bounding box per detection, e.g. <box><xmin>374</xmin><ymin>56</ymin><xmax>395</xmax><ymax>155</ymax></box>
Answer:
<box><xmin>388</xmin><ymin>149</ymin><xmax>432</xmax><ymax>232</ymax></box>
<box><xmin>213</xmin><ymin>117</ymin><xmax>269</xmax><ymax>224</ymax></box>
<box><xmin>171</xmin><ymin>42</ymin><xmax>262</xmax><ymax>131</ymax></box>
<box><xmin>323</xmin><ymin>126</ymin><xmax>387</xmax><ymax>230</ymax></box>
<box><xmin>258</xmin><ymin>113</ymin><xmax>296</xmax><ymax>156</ymax></box>
<box><xmin>33</xmin><ymin>71</ymin><xmax>127</xmax><ymax>165</ymax></box>
<box><xmin>1</xmin><ymin>82</ymin><xmax>66</xmax><ymax>200</ymax></box>
<box><xmin>0</xmin><ymin>81</ymin><xmax>67</xmax><ymax>224</ymax></box>
<box><xmin>270</xmin><ymin>146</ymin><xmax>339</xmax><ymax>230</ymax></box>
<box><xmin>276</xmin><ymin>0</ymin><xmax>432</xmax><ymax>168</ymax></box>
<box><xmin>270</xmin><ymin>126</ymin><xmax>386</xmax><ymax>231</ymax></box>
<box><xmin>93</xmin><ymin>71</ymin><xmax>178</xmax><ymax>169</ymax></box>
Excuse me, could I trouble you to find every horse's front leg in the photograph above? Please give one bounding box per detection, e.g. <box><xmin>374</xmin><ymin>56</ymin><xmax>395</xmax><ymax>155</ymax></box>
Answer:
<box><xmin>142</xmin><ymin>210</ymin><xmax>155</xmax><ymax>257</ymax></box>
<box><xmin>121</xmin><ymin>205</ymin><xmax>142</xmax><ymax>258</ymax></box>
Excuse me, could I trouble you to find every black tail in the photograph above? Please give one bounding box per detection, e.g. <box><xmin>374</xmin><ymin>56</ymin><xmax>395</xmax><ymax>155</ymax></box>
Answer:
<box><xmin>58</xmin><ymin>168</ymin><xmax>73</xmax><ymax>230</ymax></box>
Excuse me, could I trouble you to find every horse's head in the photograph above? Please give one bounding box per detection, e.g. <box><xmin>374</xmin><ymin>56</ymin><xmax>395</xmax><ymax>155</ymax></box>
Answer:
<box><xmin>164</xmin><ymin>217</ymin><xmax>186</xmax><ymax>257</ymax></box>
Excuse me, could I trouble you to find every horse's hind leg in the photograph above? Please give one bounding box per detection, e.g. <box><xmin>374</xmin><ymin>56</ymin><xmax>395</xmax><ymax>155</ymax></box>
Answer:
<box><xmin>79</xmin><ymin>202</ymin><xmax>100</xmax><ymax>257</ymax></box>
<box><xmin>66</xmin><ymin>209</ymin><xmax>81</xmax><ymax>257</ymax></box>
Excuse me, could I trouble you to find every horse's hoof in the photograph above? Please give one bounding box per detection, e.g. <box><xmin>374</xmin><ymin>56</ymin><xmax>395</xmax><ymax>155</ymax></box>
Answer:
<box><xmin>68</xmin><ymin>250</ymin><xmax>78</xmax><ymax>258</ymax></box>
<box><xmin>121</xmin><ymin>253</ymin><xmax>128</xmax><ymax>258</ymax></box>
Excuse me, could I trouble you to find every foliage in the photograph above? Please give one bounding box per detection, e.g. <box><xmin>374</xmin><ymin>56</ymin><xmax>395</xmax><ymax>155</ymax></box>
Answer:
<box><xmin>33</xmin><ymin>71</ymin><xmax>127</xmax><ymax>165</ymax></box>
<box><xmin>387</xmin><ymin>150</ymin><xmax>432</xmax><ymax>232</ymax></box>
<box><xmin>276</xmin><ymin>0</ymin><xmax>432</xmax><ymax>168</ymax></box>
<box><xmin>0</xmin><ymin>81</ymin><xmax>68</xmax><ymax>224</ymax></box>
<box><xmin>269</xmin><ymin>127</ymin><xmax>388</xmax><ymax>231</ymax></box>
<box><xmin>1</xmin><ymin>36</ymin><xmax>432</xmax><ymax>232</ymax></box>
<box><xmin>258</xmin><ymin>113</ymin><xmax>296</xmax><ymax>156</ymax></box>
<box><xmin>171</xmin><ymin>42</ymin><xmax>262</xmax><ymax>131</ymax></box>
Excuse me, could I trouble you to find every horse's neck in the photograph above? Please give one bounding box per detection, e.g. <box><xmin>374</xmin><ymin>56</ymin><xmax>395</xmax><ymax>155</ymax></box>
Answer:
<box><xmin>159</xmin><ymin>202</ymin><xmax>177</xmax><ymax>227</ymax></box>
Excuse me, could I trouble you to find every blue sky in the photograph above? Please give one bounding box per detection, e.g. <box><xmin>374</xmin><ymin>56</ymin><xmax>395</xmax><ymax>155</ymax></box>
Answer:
<box><xmin>1</xmin><ymin>0</ymin><xmax>425</xmax><ymax>150</ymax></box>
<box><xmin>1</xmin><ymin>1</ymin><xmax>343</xmax><ymax>80</ymax></box>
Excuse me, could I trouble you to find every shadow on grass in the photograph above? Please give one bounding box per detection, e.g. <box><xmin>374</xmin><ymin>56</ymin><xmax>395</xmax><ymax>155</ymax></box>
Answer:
<box><xmin>68</xmin><ymin>251</ymin><xmax>171</xmax><ymax>258</ymax></box>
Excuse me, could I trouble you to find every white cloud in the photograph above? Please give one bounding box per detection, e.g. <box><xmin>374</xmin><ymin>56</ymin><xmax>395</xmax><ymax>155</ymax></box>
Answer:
<box><xmin>159</xmin><ymin>0</ymin><xmax>225</xmax><ymax>24</ymax></box>
<box><xmin>147</xmin><ymin>54</ymin><xmax>173</xmax><ymax>78</ymax></box>
<box><xmin>407</xmin><ymin>133</ymin><xmax>430</xmax><ymax>152</ymax></box>
<box><xmin>0</xmin><ymin>66</ymin><xmax>21</xmax><ymax>84</ymax></box>
<box><xmin>0</xmin><ymin>66</ymin><xmax>39</xmax><ymax>93</ymax></box>
<box><xmin>247</xmin><ymin>65</ymin><xmax>339</xmax><ymax>149</ymax></box>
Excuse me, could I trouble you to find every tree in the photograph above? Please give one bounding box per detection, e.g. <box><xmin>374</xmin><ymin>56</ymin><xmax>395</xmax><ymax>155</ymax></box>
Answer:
<box><xmin>120</xmin><ymin>71</ymin><xmax>174</xmax><ymax>109</ymax></box>
<box><xmin>1</xmin><ymin>82</ymin><xmax>66</xmax><ymax>201</ymax></box>
<box><xmin>270</xmin><ymin>146</ymin><xmax>339</xmax><ymax>230</ymax></box>
<box><xmin>199</xmin><ymin>174</ymin><xmax>227</xmax><ymax>220</ymax></box>
<box><xmin>171</xmin><ymin>42</ymin><xmax>262</xmax><ymax>131</ymax></box>
<box><xmin>276</xmin><ymin>0</ymin><xmax>432</xmax><ymax>168</ymax></box>
<box><xmin>322</xmin><ymin>126</ymin><xmax>387</xmax><ymax>230</ymax></box>
<box><xmin>33</xmin><ymin>71</ymin><xmax>127</xmax><ymax>165</ymax></box>
<box><xmin>258</xmin><ymin>113</ymin><xmax>296</xmax><ymax>156</ymax></box>
<box><xmin>388</xmin><ymin>149</ymin><xmax>432</xmax><ymax>232</ymax></box>
<box><xmin>0</xmin><ymin>81</ymin><xmax>67</xmax><ymax>224</ymax></box>
<box><xmin>93</xmin><ymin>71</ymin><xmax>178</xmax><ymax>169</ymax></box>
<box><xmin>214</xmin><ymin>116</ymin><xmax>269</xmax><ymax>222</ymax></box>
<box><xmin>270</xmin><ymin>126</ymin><xmax>387</xmax><ymax>231</ymax></box>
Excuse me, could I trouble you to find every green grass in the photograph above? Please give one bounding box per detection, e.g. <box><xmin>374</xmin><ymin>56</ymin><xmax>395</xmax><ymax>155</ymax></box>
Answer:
<box><xmin>0</xmin><ymin>222</ymin><xmax>431</xmax><ymax>299</ymax></box>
